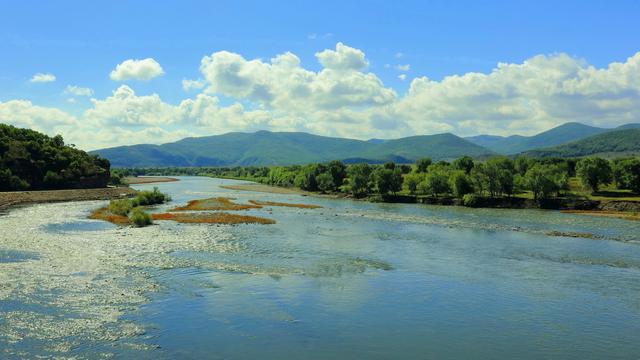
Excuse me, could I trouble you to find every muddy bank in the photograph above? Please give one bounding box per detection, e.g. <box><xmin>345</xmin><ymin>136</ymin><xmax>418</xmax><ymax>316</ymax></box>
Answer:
<box><xmin>124</xmin><ymin>176</ymin><xmax>179</xmax><ymax>185</ymax></box>
<box><xmin>0</xmin><ymin>187</ymin><xmax>137</xmax><ymax>209</ymax></box>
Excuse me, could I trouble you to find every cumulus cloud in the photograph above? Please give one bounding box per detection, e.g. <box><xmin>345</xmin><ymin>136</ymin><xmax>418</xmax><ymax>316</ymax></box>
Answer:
<box><xmin>64</xmin><ymin>85</ymin><xmax>93</xmax><ymax>97</ymax></box>
<box><xmin>5</xmin><ymin>45</ymin><xmax>640</xmax><ymax>150</ymax></box>
<box><xmin>199</xmin><ymin>44</ymin><xmax>395</xmax><ymax>113</ymax></box>
<box><xmin>110</xmin><ymin>58</ymin><xmax>164</xmax><ymax>81</ymax></box>
<box><xmin>182</xmin><ymin>78</ymin><xmax>205</xmax><ymax>91</ymax></box>
<box><xmin>395</xmin><ymin>64</ymin><xmax>410</xmax><ymax>71</ymax></box>
<box><xmin>30</xmin><ymin>73</ymin><xmax>56</xmax><ymax>83</ymax></box>
<box><xmin>396</xmin><ymin>51</ymin><xmax>640</xmax><ymax>135</ymax></box>
<box><xmin>85</xmin><ymin>85</ymin><xmax>177</xmax><ymax>126</ymax></box>
<box><xmin>315</xmin><ymin>42</ymin><xmax>369</xmax><ymax>71</ymax></box>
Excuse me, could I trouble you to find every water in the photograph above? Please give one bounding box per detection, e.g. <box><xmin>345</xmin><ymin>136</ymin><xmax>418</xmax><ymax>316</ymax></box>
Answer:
<box><xmin>1</xmin><ymin>176</ymin><xmax>640</xmax><ymax>359</ymax></box>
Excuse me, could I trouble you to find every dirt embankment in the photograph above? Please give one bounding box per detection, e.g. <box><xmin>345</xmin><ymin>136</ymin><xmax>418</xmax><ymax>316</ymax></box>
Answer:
<box><xmin>0</xmin><ymin>187</ymin><xmax>138</xmax><ymax>209</ymax></box>
<box><xmin>124</xmin><ymin>177</ymin><xmax>179</xmax><ymax>185</ymax></box>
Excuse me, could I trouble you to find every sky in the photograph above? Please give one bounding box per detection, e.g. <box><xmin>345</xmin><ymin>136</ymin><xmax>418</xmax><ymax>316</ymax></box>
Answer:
<box><xmin>1</xmin><ymin>0</ymin><xmax>639</xmax><ymax>150</ymax></box>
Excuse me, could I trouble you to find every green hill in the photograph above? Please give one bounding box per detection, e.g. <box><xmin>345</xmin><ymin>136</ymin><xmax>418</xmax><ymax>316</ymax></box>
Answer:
<box><xmin>1</xmin><ymin>124</ymin><xmax>110</xmax><ymax>191</ymax></box>
<box><xmin>466</xmin><ymin>122</ymin><xmax>637</xmax><ymax>154</ymax></box>
<box><xmin>523</xmin><ymin>129</ymin><xmax>640</xmax><ymax>158</ymax></box>
<box><xmin>93</xmin><ymin>131</ymin><xmax>494</xmax><ymax>167</ymax></box>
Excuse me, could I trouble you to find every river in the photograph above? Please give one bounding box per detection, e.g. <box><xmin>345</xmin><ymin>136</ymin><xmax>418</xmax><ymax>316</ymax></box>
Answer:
<box><xmin>1</xmin><ymin>176</ymin><xmax>639</xmax><ymax>359</ymax></box>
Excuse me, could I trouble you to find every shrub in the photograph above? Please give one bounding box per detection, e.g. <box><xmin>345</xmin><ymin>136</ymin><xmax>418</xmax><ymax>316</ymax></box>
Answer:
<box><xmin>129</xmin><ymin>207</ymin><xmax>153</xmax><ymax>227</ymax></box>
<box><xmin>108</xmin><ymin>199</ymin><xmax>133</xmax><ymax>216</ymax></box>
<box><xmin>462</xmin><ymin>194</ymin><xmax>482</xmax><ymax>207</ymax></box>
<box><xmin>133</xmin><ymin>187</ymin><xmax>171</xmax><ymax>206</ymax></box>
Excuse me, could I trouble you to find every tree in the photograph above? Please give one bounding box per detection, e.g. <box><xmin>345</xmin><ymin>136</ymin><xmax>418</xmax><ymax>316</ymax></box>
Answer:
<box><xmin>373</xmin><ymin>167</ymin><xmax>403</xmax><ymax>195</ymax></box>
<box><xmin>346</xmin><ymin>164</ymin><xmax>372</xmax><ymax>197</ymax></box>
<box><xmin>522</xmin><ymin>164</ymin><xmax>566</xmax><ymax>201</ymax></box>
<box><xmin>327</xmin><ymin>160</ymin><xmax>347</xmax><ymax>189</ymax></box>
<box><xmin>452</xmin><ymin>156</ymin><xmax>474</xmax><ymax>174</ymax></box>
<box><xmin>419</xmin><ymin>168</ymin><xmax>451</xmax><ymax>197</ymax></box>
<box><xmin>403</xmin><ymin>173</ymin><xmax>423</xmax><ymax>194</ymax></box>
<box><xmin>576</xmin><ymin>157</ymin><xmax>612</xmax><ymax>192</ymax></box>
<box><xmin>483</xmin><ymin>157</ymin><xmax>515</xmax><ymax>197</ymax></box>
<box><xmin>415</xmin><ymin>158</ymin><xmax>432</xmax><ymax>173</ymax></box>
<box><xmin>449</xmin><ymin>171</ymin><xmax>474</xmax><ymax>198</ymax></box>
<box><xmin>316</xmin><ymin>172</ymin><xmax>335</xmax><ymax>193</ymax></box>
<box><xmin>613</xmin><ymin>158</ymin><xmax>640</xmax><ymax>193</ymax></box>
<box><xmin>514</xmin><ymin>156</ymin><xmax>534</xmax><ymax>176</ymax></box>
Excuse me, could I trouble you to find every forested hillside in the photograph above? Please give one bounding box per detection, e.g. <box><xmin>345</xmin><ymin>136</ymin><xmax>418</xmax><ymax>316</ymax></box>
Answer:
<box><xmin>0</xmin><ymin>124</ymin><xmax>111</xmax><ymax>191</ymax></box>
<box><xmin>523</xmin><ymin>129</ymin><xmax>640</xmax><ymax>158</ymax></box>
<box><xmin>93</xmin><ymin>130</ymin><xmax>494</xmax><ymax>167</ymax></box>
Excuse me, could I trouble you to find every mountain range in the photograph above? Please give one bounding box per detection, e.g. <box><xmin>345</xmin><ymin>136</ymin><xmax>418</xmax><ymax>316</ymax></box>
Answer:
<box><xmin>464</xmin><ymin>122</ymin><xmax>639</xmax><ymax>154</ymax></box>
<box><xmin>91</xmin><ymin>122</ymin><xmax>640</xmax><ymax>167</ymax></box>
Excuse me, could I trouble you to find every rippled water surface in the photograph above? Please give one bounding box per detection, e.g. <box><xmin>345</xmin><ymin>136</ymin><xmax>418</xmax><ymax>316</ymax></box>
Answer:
<box><xmin>1</xmin><ymin>176</ymin><xmax>640</xmax><ymax>359</ymax></box>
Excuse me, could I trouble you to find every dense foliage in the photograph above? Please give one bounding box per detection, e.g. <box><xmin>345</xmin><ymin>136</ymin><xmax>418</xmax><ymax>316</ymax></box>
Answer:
<box><xmin>118</xmin><ymin>155</ymin><xmax>639</xmax><ymax>205</ymax></box>
<box><xmin>0</xmin><ymin>124</ymin><xmax>110</xmax><ymax>191</ymax></box>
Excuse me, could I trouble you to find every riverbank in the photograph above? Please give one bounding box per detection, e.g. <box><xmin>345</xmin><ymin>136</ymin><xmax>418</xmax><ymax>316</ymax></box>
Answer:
<box><xmin>220</xmin><ymin>179</ymin><xmax>640</xmax><ymax>220</ymax></box>
<box><xmin>124</xmin><ymin>176</ymin><xmax>179</xmax><ymax>184</ymax></box>
<box><xmin>0</xmin><ymin>187</ymin><xmax>138</xmax><ymax>209</ymax></box>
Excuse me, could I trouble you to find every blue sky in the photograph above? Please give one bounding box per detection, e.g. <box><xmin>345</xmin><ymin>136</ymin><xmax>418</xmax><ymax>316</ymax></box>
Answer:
<box><xmin>1</xmin><ymin>0</ymin><xmax>639</xmax><ymax>149</ymax></box>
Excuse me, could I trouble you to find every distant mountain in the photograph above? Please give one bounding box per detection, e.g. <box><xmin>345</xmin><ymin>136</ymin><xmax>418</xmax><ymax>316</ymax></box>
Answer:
<box><xmin>466</xmin><ymin>122</ymin><xmax>638</xmax><ymax>154</ymax></box>
<box><xmin>92</xmin><ymin>131</ymin><xmax>494</xmax><ymax>167</ymax></box>
<box><xmin>523</xmin><ymin>129</ymin><xmax>640</xmax><ymax>158</ymax></box>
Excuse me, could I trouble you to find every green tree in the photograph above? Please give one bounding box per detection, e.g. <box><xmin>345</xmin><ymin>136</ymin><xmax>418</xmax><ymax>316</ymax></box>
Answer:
<box><xmin>403</xmin><ymin>172</ymin><xmax>423</xmax><ymax>194</ymax></box>
<box><xmin>415</xmin><ymin>158</ymin><xmax>432</xmax><ymax>173</ymax></box>
<box><xmin>326</xmin><ymin>160</ymin><xmax>347</xmax><ymax>189</ymax></box>
<box><xmin>419</xmin><ymin>168</ymin><xmax>451</xmax><ymax>197</ymax></box>
<box><xmin>576</xmin><ymin>157</ymin><xmax>612</xmax><ymax>192</ymax></box>
<box><xmin>346</xmin><ymin>164</ymin><xmax>372</xmax><ymax>197</ymax></box>
<box><xmin>374</xmin><ymin>167</ymin><xmax>403</xmax><ymax>195</ymax></box>
<box><xmin>523</xmin><ymin>164</ymin><xmax>566</xmax><ymax>201</ymax></box>
<box><xmin>452</xmin><ymin>156</ymin><xmax>474</xmax><ymax>174</ymax></box>
<box><xmin>316</xmin><ymin>172</ymin><xmax>335</xmax><ymax>193</ymax></box>
<box><xmin>613</xmin><ymin>158</ymin><xmax>640</xmax><ymax>193</ymax></box>
<box><xmin>449</xmin><ymin>171</ymin><xmax>474</xmax><ymax>198</ymax></box>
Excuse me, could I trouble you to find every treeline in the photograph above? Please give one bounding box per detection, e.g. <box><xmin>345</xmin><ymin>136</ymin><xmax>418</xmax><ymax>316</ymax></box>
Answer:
<box><xmin>117</xmin><ymin>155</ymin><xmax>640</xmax><ymax>203</ymax></box>
<box><xmin>0</xmin><ymin>124</ymin><xmax>111</xmax><ymax>191</ymax></box>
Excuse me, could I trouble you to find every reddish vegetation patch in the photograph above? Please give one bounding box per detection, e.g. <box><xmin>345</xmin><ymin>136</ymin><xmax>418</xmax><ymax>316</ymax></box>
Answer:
<box><xmin>248</xmin><ymin>200</ymin><xmax>322</xmax><ymax>209</ymax></box>
<box><xmin>151</xmin><ymin>212</ymin><xmax>275</xmax><ymax>224</ymax></box>
<box><xmin>171</xmin><ymin>197</ymin><xmax>262</xmax><ymax>211</ymax></box>
<box><xmin>88</xmin><ymin>207</ymin><xmax>130</xmax><ymax>225</ymax></box>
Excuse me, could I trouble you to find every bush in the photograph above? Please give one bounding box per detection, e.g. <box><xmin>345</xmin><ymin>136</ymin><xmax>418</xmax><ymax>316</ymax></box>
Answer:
<box><xmin>462</xmin><ymin>194</ymin><xmax>482</xmax><ymax>207</ymax></box>
<box><xmin>129</xmin><ymin>207</ymin><xmax>153</xmax><ymax>227</ymax></box>
<box><xmin>108</xmin><ymin>199</ymin><xmax>133</xmax><ymax>216</ymax></box>
<box><xmin>132</xmin><ymin>187</ymin><xmax>171</xmax><ymax>206</ymax></box>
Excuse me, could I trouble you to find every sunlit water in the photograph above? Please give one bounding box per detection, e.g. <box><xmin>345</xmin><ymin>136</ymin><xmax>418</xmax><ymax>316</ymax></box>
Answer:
<box><xmin>1</xmin><ymin>176</ymin><xmax>640</xmax><ymax>359</ymax></box>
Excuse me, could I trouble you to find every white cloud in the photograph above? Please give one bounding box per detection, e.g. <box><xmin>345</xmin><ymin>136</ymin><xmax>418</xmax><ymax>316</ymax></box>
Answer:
<box><xmin>182</xmin><ymin>78</ymin><xmax>205</xmax><ymax>91</ymax></box>
<box><xmin>315</xmin><ymin>42</ymin><xmax>368</xmax><ymax>71</ymax></box>
<box><xmin>0</xmin><ymin>99</ymin><xmax>76</xmax><ymax>133</ymax></box>
<box><xmin>5</xmin><ymin>45</ymin><xmax>640</xmax><ymax>151</ymax></box>
<box><xmin>64</xmin><ymin>85</ymin><xmax>93</xmax><ymax>97</ymax></box>
<box><xmin>85</xmin><ymin>85</ymin><xmax>177</xmax><ymax>126</ymax></box>
<box><xmin>395</xmin><ymin>64</ymin><xmax>410</xmax><ymax>71</ymax></box>
<box><xmin>30</xmin><ymin>73</ymin><xmax>56</xmax><ymax>83</ymax></box>
<box><xmin>395</xmin><ymin>52</ymin><xmax>404</xmax><ymax>59</ymax></box>
<box><xmin>199</xmin><ymin>44</ymin><xmax>395</xmax><ymax>113</ymax></box>
<box><xmin>109</xmin><ymin>58</ymin><xmax>164</xmax><ymax>81</ymax></box>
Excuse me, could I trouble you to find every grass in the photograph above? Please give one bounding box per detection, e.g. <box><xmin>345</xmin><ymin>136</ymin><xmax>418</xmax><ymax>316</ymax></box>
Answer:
<box><xmin>151</xmin><ymin>212</ymin><xmax>276</xmax><ymax>224</ymax></box>
<box><xmin>170</xmin><ymin>197</ymin><xmax>262</xmax><ymax>211</ymax></box>
<box><xmin>248</xmin><ymin>200</ymin><xmax>322</xmax><ymax>209</ymax></box>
